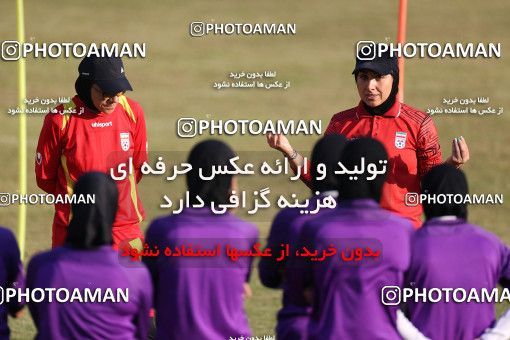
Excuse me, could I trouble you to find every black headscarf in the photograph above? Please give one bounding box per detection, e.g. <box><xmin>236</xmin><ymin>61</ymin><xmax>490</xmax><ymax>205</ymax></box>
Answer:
<box><xmin>75</xmin><ymin>76</ymin><xmax>98</xmax><ymax>112</ymax></box>
<box><xmin>186</xmin><ymin>140</ymin><xmax>237</xmax><ymax>206</ymax></box>
<box><xmin>66</xmin><ymin>172</ymin><xmax>118</xmax><ymax>249</ymax></box>
<box><xmin>422</xmin><ymin>164</ymin><xmax>468</xmax><ymax>220</ymax></box>
<box><xmin>311</xmin><ymin>134</ymin><xmax>348</xmax><ymax>193</ymax></box>
<box><xmin>337</xmin><ymin>137</ymin><xmax>388</xmax><ymax>202</ymax></box>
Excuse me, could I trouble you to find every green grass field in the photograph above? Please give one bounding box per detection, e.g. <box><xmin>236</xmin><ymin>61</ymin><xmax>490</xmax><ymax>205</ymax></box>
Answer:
<box><xmin>1</xmin><ymin>0</ymin><xmax>509</xmax><ymax>338</ymax></box>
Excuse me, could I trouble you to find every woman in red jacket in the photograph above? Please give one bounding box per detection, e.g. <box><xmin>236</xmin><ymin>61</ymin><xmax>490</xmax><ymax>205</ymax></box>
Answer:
<box><xmin>267</xmin><ymin>50</ymin><xmax>469</xmax><ymax>227</ymax></box>
<box><xmin>35</xmin><ymin>56</ymin><xmax>148</xmax><ymax>249</ymax></box>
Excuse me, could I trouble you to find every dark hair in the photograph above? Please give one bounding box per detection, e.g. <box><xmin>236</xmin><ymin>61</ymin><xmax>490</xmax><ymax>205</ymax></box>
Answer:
<box><xmin>422</xmin><ymin>164</ymin><xmax>468</xmax><ymax>220</ymax></box>
<box><xmin>186</xmin><ymin>140</ymin><xmax>236</xmax><ymax>206</ymax></box>
<box><xmin>66</xmin><ymin>172</ymin><xmax>118</xmax><ymax>249</ymax></box>
<box><xmin>311</xmin><ymin>134</ymin><xmax>348</xmax><ymax>193</ymax></box>
<box><xmin>337</xmin><ymin>138</ymin><xmax>388</xmax><ymax>202</ymax></box>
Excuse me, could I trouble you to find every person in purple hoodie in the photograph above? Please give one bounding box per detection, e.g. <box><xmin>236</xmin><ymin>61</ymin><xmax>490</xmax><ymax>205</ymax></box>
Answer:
<box><xmin>26</xmin><ymin>172</ymin><xmax>152</xmax><ymax>340</ymax></box>
<box><xmin>405</xmin><ymin>164</ymin><xmax>510</xmax><ymax>340</ymax></box>
<box><xmin>0</xmin><ymin>227</ymin><xmax>25</xmax><ymax>340</ymax></box>
<box><xmin>292</xmin><ymin>137</ymin><xmax>414</xmax><ymax>339</ymax></box>
<box><xmin>143</xmin><ymin>140</ymin><xmax>259</xmax><ymax>340</ymax></box>
<box><xmin>258</xmin><ymin>134</ymin><xmax>347</xmax><ymax>340</ymax></box>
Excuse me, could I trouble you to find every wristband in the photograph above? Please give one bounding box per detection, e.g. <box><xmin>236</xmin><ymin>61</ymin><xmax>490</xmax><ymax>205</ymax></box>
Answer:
<box><xmin>284</xmin><ymin>149</ymin><xmax>298</xmax><ymax>160</ymax></box>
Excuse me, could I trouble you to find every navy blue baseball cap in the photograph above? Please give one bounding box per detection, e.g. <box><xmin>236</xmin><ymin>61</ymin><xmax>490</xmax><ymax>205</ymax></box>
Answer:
<box><xmin>353</xmin><ymin>47</ymin><xmax>398</xmax><ymax>76</ymax></box>
<box><xmin>78</xmin><ymin>56</ymin><xmax>133</xmax><ymax>94</ymax></box>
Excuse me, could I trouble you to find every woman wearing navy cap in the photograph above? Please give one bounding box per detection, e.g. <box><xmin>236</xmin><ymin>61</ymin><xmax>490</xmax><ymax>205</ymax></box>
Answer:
<box><xmin>35</xmin><ymin>56</ymin><xmax>148</xmax><ymax>250</ymax></box>
<box><xmin>267</xmin><ymin>48</ymin><xmax>470</xmax><ymax>227</ymax></box>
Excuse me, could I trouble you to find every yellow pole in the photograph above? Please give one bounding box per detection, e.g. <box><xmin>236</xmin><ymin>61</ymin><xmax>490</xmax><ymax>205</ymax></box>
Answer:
<box><xmin>16</xmin><ymin>0</ymin><xmax>27</xmax><ymax>260</ymax></box>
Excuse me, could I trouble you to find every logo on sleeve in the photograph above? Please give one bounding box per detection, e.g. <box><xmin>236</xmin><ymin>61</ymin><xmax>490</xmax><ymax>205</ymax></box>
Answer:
<box><xmin>36</xmin><ymin>152</ymin><xmax>42</xmax><ymax>165</ymax></box>
<box><xmin>120</xmin><ymin>132</ymin><xmax>130</xmax><ymax>151</ymax></box>
<box><xmin>395</xmin><ymin>132</ymin><xmax>407</xmax><ymax>149</ymax></box>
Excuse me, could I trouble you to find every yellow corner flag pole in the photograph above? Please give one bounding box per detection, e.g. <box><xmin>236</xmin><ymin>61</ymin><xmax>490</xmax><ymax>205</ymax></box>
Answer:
<box><xmin>16</xmin><ymin>0</ymin><xmax>27</xmax><ymax>260</ymax></box>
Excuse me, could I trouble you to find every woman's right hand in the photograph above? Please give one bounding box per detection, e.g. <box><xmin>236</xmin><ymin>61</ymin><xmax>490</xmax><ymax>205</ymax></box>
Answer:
<box><xmin>266</xmin><ymin>133</ymin><xmax>293</xmax><ymax>157</ymax></box>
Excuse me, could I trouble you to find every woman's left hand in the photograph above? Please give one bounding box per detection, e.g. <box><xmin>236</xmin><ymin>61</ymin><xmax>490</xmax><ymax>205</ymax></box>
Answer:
<box><xmin>447</xmin><ymin>136</ymin><xmax>470</xmax><ymax>168</ymax></box>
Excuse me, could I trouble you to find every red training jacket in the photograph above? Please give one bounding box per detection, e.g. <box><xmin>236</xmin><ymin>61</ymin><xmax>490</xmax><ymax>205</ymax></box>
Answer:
<box><xmin>35</xmin><ymin>95</ymin><xmax>148</xmax><ymax>243</ymax></box>
<box><xmin>301</xmin><ymin>100</ymin><xmax>443</xmax><ymax>227</ymax></box>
